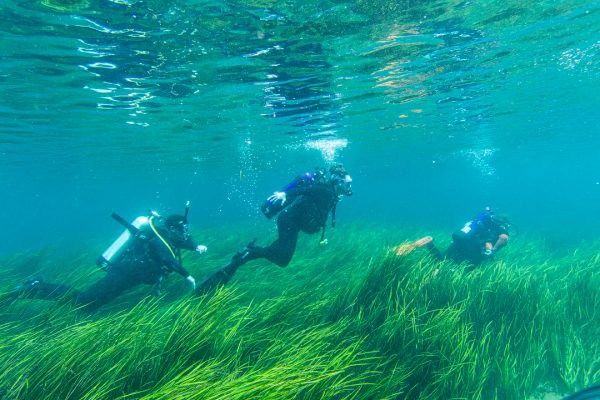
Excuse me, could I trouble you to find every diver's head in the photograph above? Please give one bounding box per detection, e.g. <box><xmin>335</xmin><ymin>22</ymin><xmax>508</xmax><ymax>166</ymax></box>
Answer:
<box><xmin>476</xmin><ymin>207</ymin><xmax>511</xmax><ymax>231</ymax></box>
<box><xmin>329</xmin><ymin>164</ymin><xmax>353</xmax><ymax>196</ymax></box>
<box><xmin>491</xmin><ymin>214</ymin><xmax>511</xmax><ymax>233</ymax></box>
<box><xmin>163</xmin><ymin>214</ymin><xmax>196</xmax><ymax>250</ymax></box>
<box><xmin>476</xmin><ymin>206</ymin><xmax>494</xmax><ymax>224</ymax></box>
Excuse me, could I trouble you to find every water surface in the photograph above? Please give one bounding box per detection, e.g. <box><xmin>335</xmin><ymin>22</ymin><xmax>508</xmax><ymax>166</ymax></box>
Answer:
<box><xmin>1</xmin><ymin>0</ymin><xmax>599</xmax><ymax>253</ymax></box>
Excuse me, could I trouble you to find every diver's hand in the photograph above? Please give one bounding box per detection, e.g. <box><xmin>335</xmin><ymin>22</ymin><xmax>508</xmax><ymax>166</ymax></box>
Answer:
<box><xmin>483</xmin><ymin>249</ymin><xmax>494</xmax><ymax>257</ymax></box>
<box><xmin>185</xmin><ymin>275</ymin><xmax>196</xmax><ymax>290</ymax></box>
<box><xmin>195</xmin><ymin>245</ymin><xmax>208</xmax><ymax>254</ymax></box>
<box><xmin>268</xmin><ymin>191</ymin><xmax>286</xmax><ymax>205</ymax></box>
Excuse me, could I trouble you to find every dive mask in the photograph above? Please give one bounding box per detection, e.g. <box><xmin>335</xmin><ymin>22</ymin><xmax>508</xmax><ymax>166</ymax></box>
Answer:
<box><xmin>165</xmin><ymin>215</ymin><xmax>195</xmax><ymax>249</ymax></box>
<box><xmin>334</xmin><ymin>174</ymin><xmax>353</xmax><ymax>196</ymax></box>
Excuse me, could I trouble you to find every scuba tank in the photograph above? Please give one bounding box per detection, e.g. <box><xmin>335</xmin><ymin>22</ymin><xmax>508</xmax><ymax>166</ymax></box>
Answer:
<box><xmin>261</xmin><ymin>195</ymin><xmax>287</xmax><ymax>219</ymax></box>
<box><xmin>452</xmin><ymin>220</ymin><xmax>475</xmax><ymax>243</ymax></box>
<box><xmin>453</xmin><ymin>208</ymin><xmax>493</xmax><ymax>241</ymax></box>
<box><xmin>261</xmin><ymin>170</ymin><xmax>325</xmax><ymax>219</ymax></box>
<box><xmin>93</xmin><ymin>209</ymin><xmax>192</xmax><ymax>298</ymax></box>
<box><xmin>96</xmin><ymin>213</ymin><xmax>153</xmax><ymax>270</ymax></box>
<box><xmin>96</xmin><ymin>202</ymin><xmax>192</xmax><ymax>271</ymax></box>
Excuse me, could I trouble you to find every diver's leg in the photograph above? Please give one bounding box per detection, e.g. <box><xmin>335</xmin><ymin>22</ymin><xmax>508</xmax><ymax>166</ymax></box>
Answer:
<box><xmin>196</xmin><ymin>228</ymin><xmax>299</xmax><ymax>294</ymax></box>
<box><xmin>74</xmin><ymin>272</ymin><xmax>139</xmax><ymax>311</ymax></box>
<box><xmin>196</xmin><ymin>241</ymin><xmax>261</xmax><ymax>294</ymax></box>
<box><xmin>232</xmin><ymin>208</ymin><xmax>300</xmax><ymax>267</ymax></box>
<box><xmin>196</xmin><ymin>212</ymin><xmax>300</xmax><ymax>294</ymax></box>
<box><xmin>3</xmin><ymin>273</ymin><xmax>138</xmax><ymax>311</ymax></box>
<box><xmin>5</xmin><ymin>279</ymin><xmax>77</xmax><ymax>303</ymax></box>
<box><xmin>425</xmin><ymin>241</ymin><xmax>444</xmax><ymax>261</ymax></box>
<box><xmin>260</xmin><ymin>214</ymin><xmax>299</xmax><ymax>267</ymax></box>
<box><xmin>444</xmin><ymin>242</ymin><xmax>481</xmax><ymax>272</ymax></box>
<box><xmin>444</xmin><ymin>242</ymin><xmax>462</xmax><ymax>262</ymax></box>
<box><xmin>196</xmin><ymin>240</ymin><xmax>268</xmax><ymax>294</ymax></box>
<box><xmin>195</xmin><ymin>261</ymin><xmax>240</xmax><ymax>294</ymax></box>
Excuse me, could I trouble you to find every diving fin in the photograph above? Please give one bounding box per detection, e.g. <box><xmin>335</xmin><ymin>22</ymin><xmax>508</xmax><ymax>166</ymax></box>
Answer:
<box><xmin>195</xmin><ymin>241</ymin><xmax>257</xmax><ymax>295</ymax></box>
<box><xmin>394</xmin><ymin>236</ymin><xmax>433</xmax><ymax>256</ymax></box>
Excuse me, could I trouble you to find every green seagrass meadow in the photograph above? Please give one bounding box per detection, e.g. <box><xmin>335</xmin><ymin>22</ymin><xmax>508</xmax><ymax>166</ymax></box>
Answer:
<box><xmin>1</xmin><ymin>225</ymin><xmax>598</xmax><ymax>399</ymax></box>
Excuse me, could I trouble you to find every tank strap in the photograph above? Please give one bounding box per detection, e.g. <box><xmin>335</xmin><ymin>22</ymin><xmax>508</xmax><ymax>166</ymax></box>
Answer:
<box><xmin>148</xmin><ymin>217</ymin><xmax>177</xmax><ymax>260</ymax></box>
<box><xmin>331</xmin><ymin>202</ymin><xmax>337</xmax><ymax>228</ymax></box>
<box><xmin>320</xmin><ymin>200</ymin><xmax>338</xmax><ymax>243</ymax></box>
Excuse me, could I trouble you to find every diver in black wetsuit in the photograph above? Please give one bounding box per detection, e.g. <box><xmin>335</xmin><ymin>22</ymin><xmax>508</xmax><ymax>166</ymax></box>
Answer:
<box><xmin>5</xmin><ymin>211</ymin><xmax>208</xmax><ymax>311</ymax></box>
<box><xmin>395</xmin><ymin>207</ymin><xmax>510</xmax><ymax>268</ymax></box>
<box><xmin>197</xmin><ymin>164</ymin><xmax>353</xmax><ymax>293</ymax></box>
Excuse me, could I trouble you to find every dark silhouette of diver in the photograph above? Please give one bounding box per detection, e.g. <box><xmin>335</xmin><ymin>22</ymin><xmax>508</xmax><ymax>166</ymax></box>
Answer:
<box><xmin>394</xmin><ymin>207</ymin><xmax>510</xmax><ymax>268</ymax></box>
<box><xmin>197</xmin><ymin>164</ymin><xmax>353</xmax><ymax>293</ymax></box>
<box><xmin>4</xmin><ymin>206</ymin><xmax>208</xmax><ymax>311</ymax></box>
<box><xmin>562</xmin><ymin>384</ymin><xmax>600</xmax><ymax>400</ymax></box>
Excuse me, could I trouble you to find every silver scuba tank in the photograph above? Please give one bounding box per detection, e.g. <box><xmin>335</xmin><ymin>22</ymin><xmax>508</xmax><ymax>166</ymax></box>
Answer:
<box><xmin>96</xmin><ymin>216</ymin><xmax>150</xmax><ymax>270</ymax></box>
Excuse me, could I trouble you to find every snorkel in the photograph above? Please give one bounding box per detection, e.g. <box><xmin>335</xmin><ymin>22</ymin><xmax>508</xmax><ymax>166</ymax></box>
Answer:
<box><xmin>183</xmin><ymin>200</ymin><xmax>190</xmax><ymax>223</ymax></box>
<box><xmin>173</xmin><ymin>201</ymin><xmax>197</xmax><ymax>250</ymax></box>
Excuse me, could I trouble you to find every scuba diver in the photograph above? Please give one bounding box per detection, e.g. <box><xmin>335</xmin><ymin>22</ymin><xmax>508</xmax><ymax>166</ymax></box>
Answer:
<box><xmin>394</xmin><ymin>207</ymin><xmax>510</xmax><ymax>268</ymax></box>
<box><xmin>3</xmin><ymin>203</ymin><xmax>208</xmax><ymax>311</ymax></box>
<box><xmin>196</xmin><ymin>164</ymin><xmax>353</xmax><ymax>293</ymax></box>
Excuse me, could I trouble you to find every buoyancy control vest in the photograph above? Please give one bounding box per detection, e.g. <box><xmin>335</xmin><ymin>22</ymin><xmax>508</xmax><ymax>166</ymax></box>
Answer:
<box><xmin>96</xmin><ymin>212</ymin><xmax>177</xmax><ymax>271</ymax></box>
<box><xmin>261</xmin><ymin>171</ymin><xmax>324</xmax><ymax>219</ymax></box>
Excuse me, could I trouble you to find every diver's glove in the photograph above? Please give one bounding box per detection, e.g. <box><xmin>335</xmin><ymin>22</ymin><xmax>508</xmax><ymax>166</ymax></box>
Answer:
<box><xmin>267</xmin><ymin>191</ymin><xmax>287</xmax><ymax>206</ymax></box>
<box><xmin>185</xmin><ymin>275</ymin><xmax>197</xmax><ymax>290</ymax></box>
<box><xmin>196</xmin><ymin>245</ymin><xmax>208</xmax><ymax>254</ymax></box>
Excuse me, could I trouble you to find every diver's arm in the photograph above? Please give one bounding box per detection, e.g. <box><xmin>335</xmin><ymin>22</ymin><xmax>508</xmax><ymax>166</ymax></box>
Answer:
<box><xmin>178</xmin><ymin>237</ymin><xmax>208</xmax><ymax>254</ymax></box>
<box><xmin>492</xmin><ymin>234</ymin><xmax>509</xmax><ymax>252</ymax></box>
<box><xmin>169</xmin><ymin>259</ymin><xmax>196</xmax><ymax>290</ymax></box>
<box><xmin>167</xmin><ymin>258</ymin><xmax>191</xmax><ymax>278</ymax></box>
<box><xmin>151</xmin><ymin>239</ymin><xmax>195</xmax><ymax>285</ymax></box>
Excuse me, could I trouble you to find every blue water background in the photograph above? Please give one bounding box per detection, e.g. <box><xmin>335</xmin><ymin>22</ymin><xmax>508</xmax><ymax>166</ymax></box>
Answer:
<box><xmin>0</xmin><ymin>0</ymin><xmax>599</xmax><ymax>255</ymax></box>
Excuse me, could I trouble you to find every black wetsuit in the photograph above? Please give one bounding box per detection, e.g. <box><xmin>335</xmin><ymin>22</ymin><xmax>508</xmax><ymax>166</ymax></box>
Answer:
<box><xmin>198</xmin><ymin>182</ymin><xmax>338</xmax><ymax>292</ymax></box>
<box><xmin>20</xmin><ymin>236</ymin><xmax>190</xmax><ymax>311</ymax></box>
<box><xmin>428</xmin><ymin>220</ymin><xmax>508</xmax><ymax>266</ymax></box>
<box><xmin>248</xmin><ymin>184</ymin><xmax>338</xmax><ymax>267</ymax></box>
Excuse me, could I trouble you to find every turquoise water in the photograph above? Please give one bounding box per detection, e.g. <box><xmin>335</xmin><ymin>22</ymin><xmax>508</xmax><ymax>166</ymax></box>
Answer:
<box><xmin>1</xmin><ymin>2</ymin><xmax>600</xmax><ymax>399</ymax></box>
<box><xmin>1</xmin><ymin>0</ymin><xmax>599</xmax><ymax>254</ymax></box>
